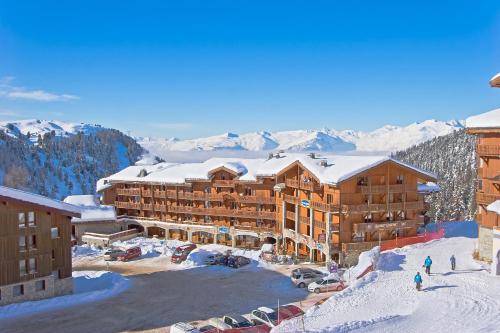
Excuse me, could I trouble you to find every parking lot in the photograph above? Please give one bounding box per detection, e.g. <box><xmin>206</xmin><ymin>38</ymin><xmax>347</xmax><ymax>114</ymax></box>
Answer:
<box><xmin>0</xmin><ymin>254</ymin><xmax>332</xmax><ymax>333</ymax></box>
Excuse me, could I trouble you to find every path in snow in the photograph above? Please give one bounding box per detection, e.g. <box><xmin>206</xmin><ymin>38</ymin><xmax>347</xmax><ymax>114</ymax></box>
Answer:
<box><xmin>274</xmin><ymin>222</ymin><xmax>500</xmax><ymax>333</ymax></box>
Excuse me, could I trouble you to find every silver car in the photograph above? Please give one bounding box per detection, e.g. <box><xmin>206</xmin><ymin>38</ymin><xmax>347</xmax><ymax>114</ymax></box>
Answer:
<box><xmin>103</xmin><ymin>248</ymin><xmax>126</xmax><ymax>261</ymax></box>
<box><xmin>291</xmin><ymin>268</ymin><xmax>326</xmax><ymax>288</ymax></box>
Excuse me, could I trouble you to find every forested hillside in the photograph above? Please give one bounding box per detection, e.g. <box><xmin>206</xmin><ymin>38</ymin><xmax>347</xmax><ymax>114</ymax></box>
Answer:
<box><xmin>393</xmin><ymin>129</ymin><xmax>476</xmax><ymax>221</ymax></box>
<box><xmin>0</xmin><ymin>129</ymin><xmax>144</xmax><ymax>199</ymax></box>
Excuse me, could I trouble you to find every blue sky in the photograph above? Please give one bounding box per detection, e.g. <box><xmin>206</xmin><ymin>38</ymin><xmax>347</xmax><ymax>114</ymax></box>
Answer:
<box><xmin>0</xmin><ymin>1</ymin><xmax>499</xmax><ymax>138</ymax></box>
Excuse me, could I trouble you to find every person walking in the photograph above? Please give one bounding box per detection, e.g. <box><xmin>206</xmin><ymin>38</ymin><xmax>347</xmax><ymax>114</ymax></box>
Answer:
<box><xmin>423</xmin><ymin>256</ymin><xmax>433</xmax><ymax>275</ymax></box>
<box><xmin>450</xmin><ymin>254</ymin><xmax>456</xmax><ymax>271</ymax></box>
<box><xmin>414</xmin><ymin>272</ymin><xmax>423</xmax><ymax>291</ymax></box>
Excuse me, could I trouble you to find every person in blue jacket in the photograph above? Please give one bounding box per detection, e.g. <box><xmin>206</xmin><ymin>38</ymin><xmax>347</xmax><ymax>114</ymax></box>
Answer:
<box><xmin>423</xmin><ymin>256</ymin><xmax>433</xmax><ymax>275</ymax></box>
<box><xmin>414</xmin><ymin>272</ymin><xmax>423</xmax><ymax>291</ymax></box>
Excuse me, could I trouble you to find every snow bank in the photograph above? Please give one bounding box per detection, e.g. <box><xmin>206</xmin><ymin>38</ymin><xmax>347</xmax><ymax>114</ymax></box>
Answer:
<box><xmin>342</xmin><ymin>246</ymin><xmax>380</xmax><ymax>282</ymax></box>
<box><xmin>180</xmin><ymin>243</ymin><xmax>263</xmax><ymax>269</ymax></box>
<box><xmin>111</xmin><ymin>237</ymin><xmax>189</xmax><ymax>257</ymax></box>
<box><xmin>0</xmin><ymin>271</ymin><xmax>130</xmax><ymax>321</ymax></box>
<box><xmin>72</xmin><ymin>244</ymin><xmax>104</xmax><ymax>257</ymax></box>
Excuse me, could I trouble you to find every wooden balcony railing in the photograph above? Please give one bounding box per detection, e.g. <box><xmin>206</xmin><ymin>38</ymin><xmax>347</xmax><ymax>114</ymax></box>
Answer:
<box><xmin>282</xmin><ymin>194</ymin><xmax>338</xmax><ymax>213</ymax></box>
<box><xmin>477</xmin><ymin>144</ymin><xmax>500</xmax><ymax>156</ymax></box>
<box><xmin>142</xmin><ymin>203</ymin><xmax>153</xmax><ymax>210</ymax></box>
<box><xmin>115</xmin><ymin>201</ymin><xmax>141</xmax><ymax>210</ymax></box>
<box><xmin>285</xmin><ymin>179</ymin><xmax>322</xmax><ymax>192</ymax></box>
<box><xmin>154</xmin><ymin>190</ymin><xmax>166</xmax><ymax>197</ymax></box>
<box><xmin>353</xmin><ymin>219</ymin><xmax>419</xmax><ymax>233</ymax></box>
<box><xmin>234</xmin><ymin>195</ymin><xmax>276</xmax><ymax>205</ymax></box>
<box><xmin>360</xmin><ymin>184</ymin><xmax>404</xmax><ymax>194</ymax></box>
<box><xmin>213</xmin><ymin>180</ymin><xmax>236</xmax><ymax>187</ymax></box>
<box><xmin>154</xmin><ymin>204</ymin><xmax>167</xmax><ymax>212</ymax></box>
<box><xmin>142</xmin><ymin>189</ymin><xmax>152</xmax><ymax>197</ymax></box>
<box><xmin>168</xmin><ymin>205</ymin><xmax>276</xmax><ymax>220</ymax></box>
<box><xmin>477</xmin><ymin>192</ymin><xmax>500</xmax><ymax>205</ymax></box>
<box><xmin>116</xmin><ymin>188</ymin><xmax>141</xmax><ymax>196</ymax></box>
<box><xmin>342</xmin><ymin>201</ymin><xmax>424</xmax><ymax>213</ymax></box>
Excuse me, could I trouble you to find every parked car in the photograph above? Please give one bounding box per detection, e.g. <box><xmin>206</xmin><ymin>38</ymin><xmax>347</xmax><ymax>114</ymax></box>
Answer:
<box><xmin>291</xmin><ymin>268</ymin><xmax>326</xmax><ymax>288</ymax></box>
<box><xmin>117</xmin><ymin>246</ymin><xmax>142</xmax><ymax>262</ymax></box>
<box><xmin>227</xmin><ymin>255</ymin><xmax>251</xmax><ymax>268</ymax></box>
<box><xmin>171</xmin><ymin>244</ymin><xmax>197</xmax><ymax>264</ymax></box>
<box><xmin>170</xmin><ymin>322</ymin><xmax>200</xmax><ymax>333</ymax></box>
<box><xmin>103</xmin><ymin>248</ymin><xmax>126</xmax><ymax>261</ymax></box>
<box><xmin>198</xmin><ymin>324</ymin><xmax>217</xmax><ymax>332</ymax></box>
<box><xmin>222</xmin><ymin>314</ymin><xmax>255</xmax><ymax>328</ymax></box>
<box><xmin>307</xmin><ymin>277</ymin><xmax>345</xmax><ymax>293</ymax></box>
<box><xmin>247</xmin><ymin>305</ymin><xmax>304</xmax><ymax>328</ymax></box>
<box><xmin>204</xmin><ymin>253</ymin><xmax>225</xmax><ymax>265</ymax></box>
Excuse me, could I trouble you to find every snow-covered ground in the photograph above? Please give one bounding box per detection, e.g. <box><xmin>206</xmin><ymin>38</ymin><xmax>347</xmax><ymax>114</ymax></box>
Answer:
<box><xmin>273</xmin><ymin>221</ymin><xmax>500</xmax><ymax>333</ymax></box>
<box><xmin>0</xmin><ymin>271</ymin><xmax>130</xmax><ymax>321</ymax></box>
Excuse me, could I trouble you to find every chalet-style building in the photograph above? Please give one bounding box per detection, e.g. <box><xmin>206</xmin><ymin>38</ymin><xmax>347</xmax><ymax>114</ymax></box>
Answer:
<box><xmin>466</xmin><ymin>72</ymin><xmax>500</xmax><ymax>268</ymax></box>
<box><xmin>0</xmin><ymin>186</ymin><xmax>80</xmax><ymax>305</ymax></box>
<box><xmin>63</xmin><ymin>195</ymin><xmax>118</xmax><ymax>244</ymax></box>
<box><xmin>99</xmin><ymin>153</ymin><xmax>436</xmax><ymax>266</ymax></box>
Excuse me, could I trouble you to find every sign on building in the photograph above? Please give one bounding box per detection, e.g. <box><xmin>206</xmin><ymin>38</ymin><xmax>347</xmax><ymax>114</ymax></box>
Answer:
<box><xmin>301</xmin><ymin>199</ymin><xmax>310</xmax><ymax>208</ymax></box>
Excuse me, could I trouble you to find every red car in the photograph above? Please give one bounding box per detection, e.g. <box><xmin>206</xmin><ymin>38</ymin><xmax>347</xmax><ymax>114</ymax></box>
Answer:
<box><xmin>117</xmin><ymin>246</ymin><xmax>142</xmax><ymax>261</ymax></box>
<box><xmin>171</xmin><ymin>244</ymin><xmax>197</xmax><ymax>263</ymax></box>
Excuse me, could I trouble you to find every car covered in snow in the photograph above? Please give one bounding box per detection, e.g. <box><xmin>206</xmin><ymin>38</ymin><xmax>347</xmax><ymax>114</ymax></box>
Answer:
<box><xmin>103</xmin><ymin>248</ymin><xmax>126</xmax><ymax>261</ymax></box>
<box><xmin>307</xmin><ymin>277</ymin><xmax>345</xmax><ymax>293</ymax></box>
<box><xmin>171</xmin><ymin>244</ymin><xmax>197</xmax><ymax>263</ymax></box>
<box><xmin>207</xmin><ymin>317</ymin><xmax>231</xmax><ymax>330</ymax></box>
<box><xmin>291</xmin><ymin>268</ymin><xmax>326</xmax><ymax>288</ymax></box>
<box><xmin>117</xmin><ymin>246</ymin><xmax>142</xmax><ymax>261</ymax></box>
<box><xmin>170</xmin><ymin>322</ymin><xmax>201</xmax><ymax>333</ymax></box>
<box><xmin>222</xmin><ymin>314</ymin><xmax>255</xmax><ymax>328</ymax></box>
<box><xmin>227</xmin><ymin>255</ymin><xmax>251</xmax><ymax>268</ymax></box>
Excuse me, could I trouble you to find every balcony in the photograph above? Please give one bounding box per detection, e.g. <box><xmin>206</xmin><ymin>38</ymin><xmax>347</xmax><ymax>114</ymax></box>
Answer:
<box><xmin>282</xmin><ymin>194</ymin><xmax>339</xmax><ymax>213</ymax></box>
<box><xmin>154</xmin><ymin>190</ymin><xmax>166</xmax><ymax>197</ymax></box>
<box><xmin>115</xmin><ymin>201</ymin><xmax>141</xmax><ymax>210</ymax></box>
<box><xmin>477</xmin><ymin>144</ymin><xmax>500</xmax><ymax>156</ymax></box>
<box><xmin>353</xmin><ymin>220</ymin><xmax>419</xmax><ymax>233</ymax></box>
<box><xmin>477</xmin><ymin>192</ymin><xmax>499</xmax><ymax>205</ymax></box>
<box><xmin>154</xmin><ymin>204</ymin><xmax>167</xmax><ymax>212</ymax></box>
<box><xmin>342</xmin><ymin>201</ymin><xmax>424</xmax><ymax>213</ymax></box>
<box><xmin>234</xmin><ymin>195</ymin><xmax>276</xmax><ymax>205</ymax></box>
<box><xmin>168</xmin><ymin>205</ymin><xmax>276</xmax><ymax>220</ymax></box>
<box><xmin>116</xmin><ymin>188</ymin><xmax>141</xmax><ymax>196</ymax></box>
<box><xmin>213</xmin><ymin>180</ymin><xmax>236</xmax><ymax>187</ymax></box>
<box><xmin>142</xmin><ymin>189</ymin><xmax>152</xmax><ymax>197</ymax></box>
<box><xmin>360</xmin><ymin>184</ymin><xmax>404</xmax><ymax>194</ymax></box>
<box><xmin>142</xmin><ymin>203</ymin><xmax>153</xmax><ymax>210</ymax></box>
<box><xmin>285</xmin><ymin>179</ymin><xmax>322</xmax><ymax>192</ymax></box>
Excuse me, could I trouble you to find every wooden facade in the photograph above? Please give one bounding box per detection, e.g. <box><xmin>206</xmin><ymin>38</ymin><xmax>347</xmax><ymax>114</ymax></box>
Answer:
<box><xmin>0</xmin><ymin>188</ymin><xmax>79</xmax><ymax>305</ymax></box>
<box><xmin>102</xmin><ymin>157</ymin><xmax>435</xmax><ymax>266</ymax></box>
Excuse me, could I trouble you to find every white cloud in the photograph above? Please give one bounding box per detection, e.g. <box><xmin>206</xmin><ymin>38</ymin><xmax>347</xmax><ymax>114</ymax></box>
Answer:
<box><xmin>147</xmin><ymin>122</ymin><xmax>194</xmax><ymax>130</ymax></box>
<box><xmin>0</xmin><ymin>76</ymin><xmax>80</xmax><ymax>102</ymax></box>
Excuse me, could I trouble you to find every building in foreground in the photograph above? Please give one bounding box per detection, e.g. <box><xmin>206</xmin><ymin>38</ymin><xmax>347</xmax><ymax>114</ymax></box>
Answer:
<box><xmin>63</xmin><ymin>195</ymin><xmax>118</xmax><ymax>244</ymax></box>
<box><xmin>98</xmin><ymin>153</ymin><xmax>437</xmax><ymax>266</ymax></box>
<box><xmin>465</xmin><ymin>72</ymin><xmax>500</xmax><ymax>266</ymax></box>
<box><xmin>0</xmin><ymin>186</ymin><xmax>80</xmax><ymax>305</ymax></box>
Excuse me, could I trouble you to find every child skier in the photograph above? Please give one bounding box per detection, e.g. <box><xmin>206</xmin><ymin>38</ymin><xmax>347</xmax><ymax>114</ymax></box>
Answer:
<box><xmin>423</xmin><ymin>256</ymin><xmax>433</xmax><ymax>275</ymax></box>
<box><xmin>414</xmin><ymin>272</ymin><xmax>423</xmax><ymax>291</ymax></box>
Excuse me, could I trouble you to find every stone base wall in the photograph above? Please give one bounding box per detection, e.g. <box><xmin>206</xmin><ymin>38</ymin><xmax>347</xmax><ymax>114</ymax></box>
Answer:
<box><xmin>478</xmin><ymin>226</ymin><xmax>493</xmax><ymax>262</ymax></box>
<box><xmin>0</xmin><ymin>275</ymin><xmax>73</xmax><ymax>306</ymax></box>
<box><xmin>74</xmin><ymin>221</ymin><xmax>122</xmax><ymax>244</ymax></box>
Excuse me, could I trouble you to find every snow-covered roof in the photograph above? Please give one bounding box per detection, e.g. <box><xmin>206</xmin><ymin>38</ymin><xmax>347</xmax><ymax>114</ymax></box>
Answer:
<box><xmin>98</xmin><ymin>153</ymin><xmax>436</xmax><ymax>187</ymax></box>
<box><xmin>0</xmin><ymin>186</ymin><xmax>81</xmax><ymax>217</ymax></box>
<box><xmin>417</xmin><ymin>182</ymin><xmax>441</xmax><ymax>193</ymax></box>
<box><xmin>63</xmin><ymin>195</ymin><xmax>116</xmax><ymax>223</ymax></box>
<box><xmin>487</xmin><ymin>200</ymin><xmax>500</xmax><ymax>215</ymax></box>
<box><xmin>490</xmin><ymin>72</ymin><xmax>500</xmax><ymax>87</ymax></box>
<box><xmin>466</xmin><ymin>108</ymin><xmax>500</xmax><ymax>129</ymax></box>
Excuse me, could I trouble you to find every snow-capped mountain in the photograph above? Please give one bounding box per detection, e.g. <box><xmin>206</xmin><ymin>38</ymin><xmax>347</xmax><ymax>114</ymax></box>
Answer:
<box><xmin>139</xmin><ymin>119</ymin><xmax>464</xmax><ymax>158</ymax></box>
<box><xmin>0</xmin><ymin>119</ymin><xmax>104</xmax><ymax>143</ymax></box>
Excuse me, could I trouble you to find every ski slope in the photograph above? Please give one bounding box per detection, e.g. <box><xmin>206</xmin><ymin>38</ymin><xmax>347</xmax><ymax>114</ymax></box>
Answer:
<box><xmin>274</xmin><ymin>222</ymin><xmax>500</xmax><ymax>333</ymax></box>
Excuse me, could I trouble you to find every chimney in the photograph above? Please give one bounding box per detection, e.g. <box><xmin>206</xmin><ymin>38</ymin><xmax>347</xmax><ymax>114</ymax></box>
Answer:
<box><xmin>268</xmin><ymin>153</ymin><xmax>274</xmax><ymax>160</ymax></box>
<box><xmin>320</xmin><ymin>160</ymin><xmax>328</xmax><ymax>167</ymax></box>
<box><xmin>308</xmin><ymin>152</ymin><xmax>316</xmax><ymax>159</ymax></box>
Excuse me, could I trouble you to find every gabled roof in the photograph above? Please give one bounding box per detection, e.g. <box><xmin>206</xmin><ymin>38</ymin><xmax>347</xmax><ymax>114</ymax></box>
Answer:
<box><xmin>466</xmin><ymin>108</ymin><xmax>500</xmax><ymax>129</ymax></box>
<box><xmin>490</xmin><ymin>73</ymin><xmax>500</xmax><ymax>88</ymax></box>
<box><xmin>0</xmin><ymin>186</ymin><xmax>81</xmax><ymax>217</ymax></box>
<box><xmin>98</xmin><ymin>153</ymin><xmax>436</xmax><ymax>187</ymax></box>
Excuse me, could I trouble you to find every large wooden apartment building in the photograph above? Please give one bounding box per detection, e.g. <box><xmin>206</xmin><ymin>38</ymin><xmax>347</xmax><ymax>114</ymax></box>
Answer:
<box><xmin>466</xmin><ymin>72</ymin><xmax>500</xmax><ymax>263</ymax></box>
<box><xmin>0</xmin><ymin>186</ymin><xmax>80</xmax><ymax>305</ymax></box>
<box><xmin>99</xmin><ymin>153</ymin><xmax>437</xmax><ymax>266</ymax></box>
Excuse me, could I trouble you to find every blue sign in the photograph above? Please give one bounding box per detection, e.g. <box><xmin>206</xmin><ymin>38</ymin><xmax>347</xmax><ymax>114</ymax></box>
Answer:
<box><xmin>301</xmin><ymin>199</ymin><xmax>310</xmax><ymax>208</ymax></box>
<box><xmin>218</xmin><ymin>227</ymin><xmax>229</xmax><ymax>234</ymax></box>
<box><xmin>329</xmin><ymin>262</ymin><xmax>338</xmax><ymax>273</ymax></box>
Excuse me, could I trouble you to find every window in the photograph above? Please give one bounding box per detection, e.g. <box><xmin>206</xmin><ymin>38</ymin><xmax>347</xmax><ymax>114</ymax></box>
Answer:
<box><xmin>35</xmin><ymin>280</ymin><xmax>45</xmax><ymax>291</ymax></box>
<box><xmin>19</xmin><ymin>235</ymin><xmax>26</xmax><ymax>251</ymax></box>
<box><xmin>29</xmin><ymin>258</ymin><xmax>36</xmax><ymax>274</ymax></box>
<box><xmin>28</xmin><ymin>212</ymin><xmax>35</xmax><ymax>226</ymax></box>
<box><xmin>52</xmin><ymin>249</ymin><xmax>56</xmax><ymax>260</ymax></box>
<box><xmin>28</xmin><ymin>235</ymin><xmax>36</xmax><ymax>249</ymax></box>
<box><xmin>19</xmin><ymin>260</ymin><xmax>27</xmax><ymax>276</ymax></box>
<box><xmin>18</xmin><ymin>212</ymin><xmax>25</xmax><ymax>228</ymax></box>
<box><xmin>357</xmin><ymin>177</ymin><xmax>368</xmax><ymax>186</ymax></box>
<box><xmin>396</xmin><ymin>175</ymin><xmax>404</xmax><ymax>185</ymax></box>
<box><xmin>327</xmin><ymin>194</ymin><xmax>333</xmax><ymax>204</ymax></box>
<box><xmin>51</xmin><ymin>227</ymin><xmax>59</xmax><ymax>239</ymax></box>
<box><xmin>13</xmin><ymin>284</ymin><xmax>24</xmax><ymax>297</ymax></box>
